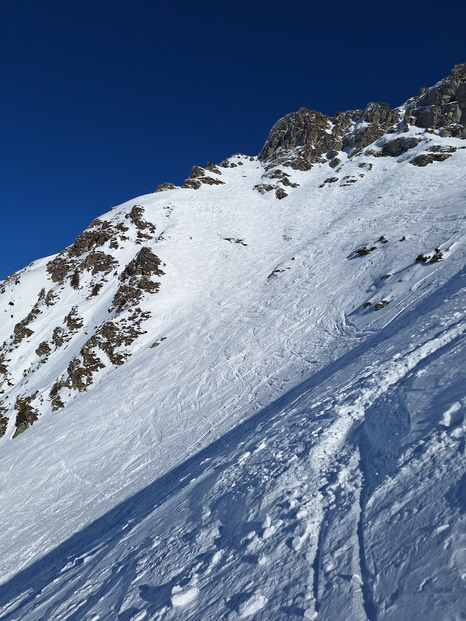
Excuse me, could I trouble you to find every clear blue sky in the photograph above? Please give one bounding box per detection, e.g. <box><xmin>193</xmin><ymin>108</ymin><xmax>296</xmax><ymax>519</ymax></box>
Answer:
<box><xmin>1</xmin><ymin>0</ymin><xmax>465</xmax><ymax>280</ymax></box>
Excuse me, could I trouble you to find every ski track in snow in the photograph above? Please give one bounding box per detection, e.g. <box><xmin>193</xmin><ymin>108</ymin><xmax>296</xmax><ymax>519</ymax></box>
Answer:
<box><xmin>0</xmin><ymin>139</ymin><xmax>465</xmax><ymax>619</ymax></box>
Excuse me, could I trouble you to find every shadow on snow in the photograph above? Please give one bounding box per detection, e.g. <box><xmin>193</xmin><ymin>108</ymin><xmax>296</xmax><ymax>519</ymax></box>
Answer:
<box><xmin>0</xmin><ymin>267</ymin><xmax>464</xmax><ymax>619</ymax></box>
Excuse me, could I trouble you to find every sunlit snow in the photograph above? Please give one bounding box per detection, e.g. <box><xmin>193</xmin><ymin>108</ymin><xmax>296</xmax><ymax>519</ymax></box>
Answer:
<box><xmin>0</xmin><ymin>129</ymin><xmax>465</xmax><ymax>620</ymax></box>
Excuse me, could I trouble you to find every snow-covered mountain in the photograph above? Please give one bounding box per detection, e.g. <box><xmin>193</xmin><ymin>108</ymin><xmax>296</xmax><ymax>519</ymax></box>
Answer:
<box><xmin>0</xmin><ymin>64</ymin><xmax>465</xmax><ymax>620</ymax></box>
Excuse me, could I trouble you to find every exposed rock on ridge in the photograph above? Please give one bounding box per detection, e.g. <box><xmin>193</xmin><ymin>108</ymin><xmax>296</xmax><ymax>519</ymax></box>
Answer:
<box><xmin>403</xmin><ymin>63</ymin><xmax>466</xmax><ymax>137</ymax></box>
<box><xmin>258</xmin><ymin>104</ymin><xmax>400</xmax><ymax>170</ymax></box>
<box><xmin>259</xmin><ymin>63</ymin><xmax>466</xmax><ymax>169</ymax></box>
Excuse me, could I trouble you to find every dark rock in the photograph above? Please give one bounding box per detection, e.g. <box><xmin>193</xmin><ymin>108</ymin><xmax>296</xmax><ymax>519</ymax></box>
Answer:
<box><xmin>410</xmin><ymin>153</ymin><xmax>451</xmax><ymax>166</ymax></box>
<box><xmin>89</xmin><ymin>283</ymin><xmax>103</xmax><ymax>297</ymax></box>
<box><xmin>189</xmin><ymin>165</ymin><xmax>205</xmax><ymax>178</ymax></box>
<box><xmin>0</xmin><ymin>405</ymin><xmax>7</xmax><ymax>438</ymax></box>
<box><xmin>374</xmin><ymin>300</ymin><xmax>389</xmax><ymax>311</ymax></box>
<box><xmin>205</xmin><ymin>161</ymin><xmax>222</xmax><ymax>174</ymax></box>
<box><xmin>380</xmin><ymin>137</ymin><xmax>421</xmax><ymax>157</ymax></box>
<box><xmin>199</xmin><ymin>176</ymin><xmax>224</xmax><ymax>186</ymax></box>
<box><xmin>258</xmin><ymin>103</ymin><xmax>400</xmax><ymax>170</ymax></box>
<box><xmin>125</xmin><ymin>206</ymin><xmax>156</xmax><ymax>234</ymax></box>
<box><xmin>35</xmin><ymin>341</ymin><xmax>51</xmax><ymax>357</ymax></box>
<box><xmin>45</xmin><ymin>290</ymin><xmax>58</xmax><ymax>306</ymax></box>
<box><xmin>111</xmin><ymin>248</ymin><xmax>164</xmax><ymax>313</ymax></box>
<box><xmin>429</xmin><ymin>249</ymin><xmax>443</xmax><ymax>263</ymax></box>
<box><xmin>319</xmin><ymin>176</ymin><xmax>339</xmax><ymax>188</ymax></box>
<box><xmin>67</xmin><ymin>219</ymin><xmax>114</xmax><ymax>258</ymax></box>
<box><xmin>404</xmin><ymin>63</ymin><xmax>466</xmax><ymax>137</ymax></box>
<box><xmin>182</xmin><ymin>178</ymin><xmax>202</xmax><ymax>190</ymax></box>
<box><xmin>281</xmin><ymin>176</ymin><xmax>299</xmax><ymax>188</ymax></box>
<box><xmin>120</xmin><ymin>247</ymin><xmax>164</xmax><ymax>280</ymax></box>
<box><xmin>13</xmin><ymin>393</ymin><xmax>39</xmax><ymax>437</ymax></box>
<box><xmin>47</xmin><ymin>257</ymin><xmax>71</xmax><ymax>284</ymax></box>
<box><xmin>13</xmin><ymin>307</ymin><xmax>41</xmax><ymax>344</ymax></box>
<box><xmin>83</xmin><ymin>251</ymin><xmax>117</xmax><ymax>275</ymax></box>
<box><xmin>253</xmin><ymin>184</ymin><xmax>274</xmax><ymax>194</ymax></box>
<box><xmin>354</xmin><ymin>246</ymin><xmax>377</xmax><ymax>257</ymax></box>
<box><xmin>155</xmin><ymin>182</ymin><xmax>177</xmax><ymax>192</ymax></box>
<box><xmin>64</xmin><ymin>307</ymin><xmax>83</xmax><ymax>331</ymax></box>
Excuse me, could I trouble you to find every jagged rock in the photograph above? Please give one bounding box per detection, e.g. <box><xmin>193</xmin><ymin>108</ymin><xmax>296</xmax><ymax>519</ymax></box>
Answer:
<box><xmin>155</xmin><ymin>182</ymin><xmax>177</xmax><ymax>192</ymax></box>
<box><xmin>404</xmin><ymin>63</ymin><xmax>466</xmax><ymax>137</ymax></box>
<box><xmin>199</xmin><ymin>176</ymin><xmax>224</xmax><ymax>186</ymax></box>
<box><xmin>52</xmin><ymin>326</ymin><xmax>66</xmax><ymax>348</ymax></box>
<box><xmin>276</xmin><ymin>188</ymin><xmax>288</xmax><ymax>200</ymax></box>
<box><xmin>281</xmin><ymin>176</ymin><xmax>299</xmax><ymax>188</ymax></box>
<box><xmin>47</xmin><ymin>257</ymin><xmax>71</xmax><ymax>283</ymax></box>
<box><xmin>430</xmin><ymin>249</ymin><xmax>443</xmax><ymax>263</ymax></box>
<box><xmin>82</xmin><ymin>251</ymin><xmax>117</xmax><ymax>275</ymax></box>
<box><xmin>259</xmin><ymin>108</ymin><xmax>334</xmax><ymax>170</ymax></box>
<box><xmin>259</xmin><ymin>103</ymin><xmax>401</xmax><ymax>170</ymax></box>
<box><xmin>0</xmin><ymin>405</ymin><xmax>7</xmax><ymax>437</ymax></box>
<box><xmin>68</xmin><ymin>221</ymin><xmax>114</xmax><ymax>258</ymax></box>
<box><xmin>35</xmin><ymin>341</ymin><xmax>51</xmax><ymax>357</ymax></box>
<box><xmin>205</xmin><ymin>161</ymin><xmax>222</xmax><ymax>174</ymax></box>
<box><xmin>354</xmin><ymin>246</ymin><xmax>377</xmax><ymax>257</ymax></box>
<box><xmin>189</xmin><ymin>166</ymin><xmax>206</xmax><ymax>178</ymax></box>
<box><xmin>342</xmin><ymin>103</ymin><xmax>400</xmax><ymax>154</ymax></box>
<box><xmin>121</xmin><ymin>247</ymin><xmax>164</xmax><ymax>280</ymax></box>
<box><xmin>223</xmin><ymin>238</ymin><xmax>247</xmax><ymax>246</ymax></box>
<box><xmin>0</xmin><ymin>354</ymin><xmax>8</xmax><ymax>377</ymax></box>
<box><xmin>380</xmin><ymin>136</ymin><xmax>422</xmax><ymax>157</ymax></box>
<box><xmin>89</xmin><ymin>283</ymin><xmax>103</xmax><ymax>297</ymax></box>
<box><xmin>410</xmin><ymin>153</ymin><xmax>451</xmax><ymax>166</ymax></box>
<box><xmin>125</xmin><ymin>206</ymin><xmax>156</xmax><ymax>233</ymax></box>
<box><xmin>182</xmin><ymin>178</ymin><xmax>202</xmax><ymax>190</ymax></box>
<box><xmin>111</xmin><ymin>248</ymin><xmax>164</xmax><ymax>313</ymax></box>
<box><xmin>65</xmin><ymin>307</ymin><xmax>83</xmax><ymax>331</ymax></box>
<box><xmin>13</xmin><ymin>307</ymin><xmax>41</xmax><ymax>344</ymax></box>
<box><xmin>374</xmin><ymin>300</ymin><xmax>390</xmax><ymax>311</ymax></box>
<box><xmin>258</xmin><ymin>66</ymin><xmax>466</xmax><ymax>172</ymax></box>
<box><xmin>253</xmin><ymin>184</ymin><xmax>274</xmax><ymax>194</ymax></box>
<box><xmin>13</xmin><ymin>393</ymin><xmax>39</xmax><ymax>437</ymax></box>
<box><xmin>45</xmin><ymin>290</ymin><xmax>58</xmax><ymax>306</ymax></box>
<box><xmin>65</xmin><ymin>351</ymin><xmax>105</xmax><ymax>392</ymax></box>
<box><xmin>70</xmin><ymin>269</ymin><xmax>80</xmax><ymax>289</ymax></box>
<box><xmin>182</xmin><ymin>165</ymin><xmax>224</xmax><ymax>189</ymax></box>
<box><xmin>319</xmin><ymin>176</ymin><xmax>339</xmax><ymax>188</ymax></box>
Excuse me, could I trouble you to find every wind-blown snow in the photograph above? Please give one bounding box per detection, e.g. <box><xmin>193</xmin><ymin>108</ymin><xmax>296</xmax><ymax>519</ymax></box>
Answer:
<box><xmin>0</xmin><ymin>130</ymin><xmax>465</xmax><ymax>620</ymax></box>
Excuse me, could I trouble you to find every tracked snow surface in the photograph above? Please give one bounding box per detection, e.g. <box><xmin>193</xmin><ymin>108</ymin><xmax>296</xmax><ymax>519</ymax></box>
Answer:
<box><xmin>0</xmin><ymin>66</ymin><xmax>465</xmax><ymax>620</ymax></box>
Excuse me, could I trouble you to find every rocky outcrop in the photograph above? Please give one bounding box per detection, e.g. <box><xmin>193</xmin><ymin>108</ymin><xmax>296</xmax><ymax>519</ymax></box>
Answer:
<box><xmin>258</xmin><ymin>104</ymin><xmax>401</xmax><ymax>170</ymax></box>
<box><xmin>155</xmin><ymin>182</ymin><xmax>177</xmax><ymax>192</ymax></box>
<box><xmin>13</xmin><ymin>393</ymin><xmax>39</xmax><ymax>437</ymax></box>
<box><xmin>258</xmin><ymin>64</ymin><xmax>466</xmax><ymax>169</ymax></box>
<box><xmin>182</xmin><ymin>165</ymin><xmax>225</xmax><ymax>189</ymax></box>
<box><xmin>404</xmin><ymin>63</ymin><xmax>466</xmax><ymax>137</ymax></box>
<box><xmin>111</xmin><ymin>247</ymin><xmax>164</xmax><ymax>313</ymax></box>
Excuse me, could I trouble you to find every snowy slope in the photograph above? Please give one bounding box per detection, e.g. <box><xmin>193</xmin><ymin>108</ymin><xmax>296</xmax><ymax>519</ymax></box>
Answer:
<box><xmin>0</xmin><ymin>67</ymin><xmax>465</xmax><ymax>620</ymax></box>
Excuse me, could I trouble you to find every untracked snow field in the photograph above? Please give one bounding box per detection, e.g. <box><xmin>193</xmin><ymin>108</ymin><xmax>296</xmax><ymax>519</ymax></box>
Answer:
<box><xmin>0</xmin><ymin>135</ymin><xmax>465</xmax><ymax>619</ymax></box>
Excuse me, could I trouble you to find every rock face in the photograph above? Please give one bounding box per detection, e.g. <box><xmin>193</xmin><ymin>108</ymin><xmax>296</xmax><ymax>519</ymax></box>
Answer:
<box><xmin>259</xmin><ymin>63</ymin><xmax>466</xmax><ymax>169</ymax></box>
<box><xmin>404</xmin><ymin>63</ymin><xmax>466</xmax><ymax>137</ymax></box>
<box><xmin>258</xmin><ymin>104</ymin><xmax>401</xmax><ymax>170</ymax></box>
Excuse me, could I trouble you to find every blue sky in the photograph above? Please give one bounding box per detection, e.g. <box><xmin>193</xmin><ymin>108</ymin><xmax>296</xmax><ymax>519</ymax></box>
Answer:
<box><xmin>1</xmin><ymin>0</ymin><xmax>465</xmax><ymax>280</ymax></box>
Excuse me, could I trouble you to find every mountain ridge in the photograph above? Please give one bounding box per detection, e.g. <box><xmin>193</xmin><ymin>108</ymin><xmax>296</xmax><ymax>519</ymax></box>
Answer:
<box><xmin>0</xmin><ymin>63</ymin><xmax>465</xmax><ymax>621</ymax></box>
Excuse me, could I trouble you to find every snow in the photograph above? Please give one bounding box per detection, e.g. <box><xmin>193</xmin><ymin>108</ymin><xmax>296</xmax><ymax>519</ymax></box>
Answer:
<box><xmin>170</xmin><ymin>585</ymin><xmax>199</xmax><ymax>607</ymax></box>
<box><xmin>0</xmin><ymin>127</ymin><xmax>465</xmax><ymax>620</ymax></box>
